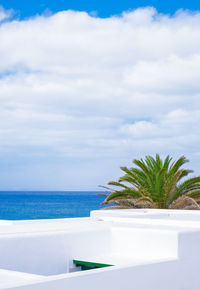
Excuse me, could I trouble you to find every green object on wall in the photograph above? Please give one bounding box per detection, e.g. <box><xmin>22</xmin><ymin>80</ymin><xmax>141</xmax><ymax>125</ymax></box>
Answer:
<box><xmin>73</xmin><ymin>259</ymin><xmax>113</xmax><ymax>271</ymax></box>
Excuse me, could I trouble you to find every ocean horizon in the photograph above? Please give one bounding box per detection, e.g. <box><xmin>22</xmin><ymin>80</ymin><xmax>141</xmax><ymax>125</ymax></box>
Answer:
<box><xmin>0</xmin><ymin>191</ymin><xmax>106</xmax><ymax>220</ymax></box>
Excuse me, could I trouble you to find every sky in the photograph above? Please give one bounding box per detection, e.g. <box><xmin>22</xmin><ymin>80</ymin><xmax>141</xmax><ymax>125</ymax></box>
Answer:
<box><xmin>1</xmin><ymin>0</ymin><xmax>200</xmax><ymax>18</ymax></box>
<box><xmin>0</xmin><ymin>1</ymin><xmax>200</xmax><ymax>190</ymax></box>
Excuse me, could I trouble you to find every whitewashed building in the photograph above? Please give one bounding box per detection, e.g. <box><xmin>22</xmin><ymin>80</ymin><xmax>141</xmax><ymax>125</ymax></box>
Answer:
<box><xmin>0</xmin><ymin>209</ymin><xmax>200</xmax><ymax>289</ymax></box>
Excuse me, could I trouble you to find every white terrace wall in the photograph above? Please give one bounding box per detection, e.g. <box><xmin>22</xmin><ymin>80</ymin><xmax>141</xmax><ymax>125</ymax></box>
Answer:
<box><xmin>0</xmin><ymin>225</ymin><xmax>179</xmax><ymax>277</ymax></box>
<box><xmin>10</xmin><ymin>229</ymin><xmax>200</xmax><ymax>290</ymax></box>
<box><xmin>177</xmin><ymin>229</ymin><xmax>200</xmax><ymax>288</ymax></box>
<box><xmin>10</xmin><ymin>260</ymin><xmax>180</xmax><ymax>290</ymax></box>
<box><xmin>0</xmin><ymin>229</ymin><xmax>111</xmax><ymax>276</ymax></box>
<box><xmin>111</xmin><ymin>227</ymin><xmax>178</xmax><ymax>259</ymax></box>
<box><xmin>91</xmin><ymin>209</ymin><xmax>200</xmax><ymax>221</ymax></box>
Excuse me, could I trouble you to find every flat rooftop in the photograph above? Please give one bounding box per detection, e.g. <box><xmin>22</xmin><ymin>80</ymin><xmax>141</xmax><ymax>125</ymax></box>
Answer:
<box><xmin>0</xmin><ymin>209</ymin><xmax>200</xmax><ymax>290</ymax></box>
<box><xmin>1</xmin><ymin>208</ymin><xmax>200</xmax><ymax>237</ymax></box>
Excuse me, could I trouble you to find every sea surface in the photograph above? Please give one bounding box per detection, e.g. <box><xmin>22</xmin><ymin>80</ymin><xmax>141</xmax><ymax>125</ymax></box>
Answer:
<box><xmin>0</xmin><ymin>191</ymin><xmax>106</xmax><ymax>220</ymax></box>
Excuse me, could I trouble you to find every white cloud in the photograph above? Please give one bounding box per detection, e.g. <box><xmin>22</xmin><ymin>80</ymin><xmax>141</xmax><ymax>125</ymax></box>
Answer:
<box><xmin>0</xmin><ymin>7</ymin><xmax>200</xmax><ymax>189</ymax></box>
<box><xmin>0</xmin><ymin>6</ymin><xmax>12</xmax><ymax>22</ymax></box>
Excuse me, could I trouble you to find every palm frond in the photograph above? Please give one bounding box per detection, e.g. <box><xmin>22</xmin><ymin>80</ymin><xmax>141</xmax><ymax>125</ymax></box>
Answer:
<box><xmin>168</xmin><ymin>156</ymin><xmax>189</xmax><ymax>177</ymax></box>
<box><xmin>170</xmin><ymin>196</ymin><xmax>200</xmax><ymax>210</ymax></box>
<box><xmin>187</xmin><ymin>190</ymin><xmax>200</xmax><ymax>199</ymax></box>
<box><xmin>154</xmin><ymin>168</ymin><xmax>167</xmax><ymax>208</ymax></box>
<box><xmin>176</xmin><ymin>177</ymin><xmax>200</xmax><ymax>193</ymax></box>
<box><xmin>103</xmin><ymin>188</ymin><xmax>141</xmax><ymax>204</ymax></box>
<box><xmin>163</xmin><ymin>155</ymin><xmax>173</xmax><ymax>171</ymax></box>
<box><xmin>165</xmin><ymin>170</ymin><xmax>185</xmax><ymax>206</ymax></box>
<box><xmin>132</xmin><ymin>159</ymin><xmax>151</xmax><ymax>175</ymax></box>
<box><xmin>135</xmin><ymin>196</ymin><xmax>154</xmax><ymax>205</ymax></box>
<box><xmin>108</xmin><ymin>181</ymin><xmax>129</xmax><ymax>189</ymax></box>
<box><xmin>98</xmin><ymin>185</ymin><xmax>116</xmax><ymax>193</ymax></box>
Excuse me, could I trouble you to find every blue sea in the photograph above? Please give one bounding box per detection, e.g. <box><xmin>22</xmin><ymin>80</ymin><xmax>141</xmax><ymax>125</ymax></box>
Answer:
<box><xmin>0</xmin><ymin>191</ymin><xmax>106</xmax><ymax>220</ymax></box>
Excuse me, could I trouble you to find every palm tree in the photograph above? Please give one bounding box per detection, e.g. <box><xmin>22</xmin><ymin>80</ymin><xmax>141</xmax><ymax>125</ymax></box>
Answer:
<box><xmin>101</xmin><ymin>155</ymin><xmax>200</xmax><ymax>210</ymax></box>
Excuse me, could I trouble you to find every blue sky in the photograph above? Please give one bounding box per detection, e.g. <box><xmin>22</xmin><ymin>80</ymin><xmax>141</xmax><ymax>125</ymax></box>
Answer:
<box><xmin>1</xmin><ymin>0</ymin><xmax>200</xmax><ymax>18</ymax></box>
<box><xmin>0</xmin><ymin>2</ymin><xmax>200</xmax><ymax>190</ymax></box>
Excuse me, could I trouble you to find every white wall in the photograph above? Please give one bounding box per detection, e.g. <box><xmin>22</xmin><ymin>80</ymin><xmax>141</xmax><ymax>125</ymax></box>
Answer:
<box><xmin>91</xmin><ymin>209</ymin><xmax>200</xmax><ymax>221</ymax></box>
<box><xmin>0</xmin><ymin>229</ymin><xmax>111</xmax><ymax>276</ymax></box>
<box><xmin>111</xmin><ymin>227</ymin><xmax>178</xmax><ymax>259</ymax></box>
<box><xmin>10</xmin><ymin>260</ymin><xmax>180</xmax><ymax>290</ymax></box>
<box><xmin>8</xmin><ymin>228</ymin><xmax>200</xmax><ymax>290</ymax></box>
<box><xmin>0</xmin><ymin>224</ymin><xmax>178</xmax><ymax>277</ymax></box>
<box><xmin>10</xmin><ymin>228</ymin><xmax>200</xmax><ymax>290</ymax></box>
